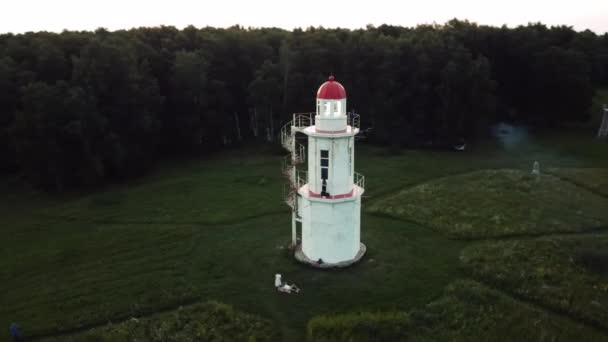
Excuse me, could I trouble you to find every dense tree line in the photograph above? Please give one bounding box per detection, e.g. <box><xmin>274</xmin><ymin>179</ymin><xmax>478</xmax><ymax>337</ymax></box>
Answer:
<box><xmin>1</xmin><ymin>21</ymin><xmax>607</xmax><ymax>191</ymax></box>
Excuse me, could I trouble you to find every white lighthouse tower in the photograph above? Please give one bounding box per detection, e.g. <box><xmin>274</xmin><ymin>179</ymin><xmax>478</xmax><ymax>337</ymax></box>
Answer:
<box><xmin>281</xmin><ymin>75</ymin><xmax>366</xmax><ymax>267</ymax></box>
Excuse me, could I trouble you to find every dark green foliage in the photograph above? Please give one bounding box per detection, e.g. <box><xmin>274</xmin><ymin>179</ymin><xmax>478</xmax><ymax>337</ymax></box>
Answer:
<box><xmin>0</xmin><ymin>22</ymin><xmax>607</xmax><ymax>189</ymax></box>
<box><xmin>47</xmin><ymin>301</ymin><xmax>278</xmax><ymax>342</ymax></box>
<box><xmin>306</xmin><ymin>280</ymin><xmax>608</xmax><ymax>342</ymax></box>
<box><xmin>307</xmin><ymin>312</ymin><xmax>410</xmax><ymax>342</ymax></box>
<box><xmin>14</xmin><ymin>81</ymin><xmax>106</xmax><ymax>191</ymax></box>
<box><xmin>460</xmin><ymin>236</ymin><xmax>608</xmax><ymax>329</ymax></box>
<box><xmin>408</xmin><ymin>280</ymin><xmax>608</xmax><ymax>342</ymax></box>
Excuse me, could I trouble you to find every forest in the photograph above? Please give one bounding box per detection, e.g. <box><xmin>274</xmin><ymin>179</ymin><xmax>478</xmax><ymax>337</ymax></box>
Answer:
<box><xmin>1</xmin><ymin>20</ymin><xmax>607</xmax><ymax>191</ymax></box>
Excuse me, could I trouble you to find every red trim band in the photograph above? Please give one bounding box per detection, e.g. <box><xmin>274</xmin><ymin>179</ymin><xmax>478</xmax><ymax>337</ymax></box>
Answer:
<box><xmin>308</xmin><ymin>189</ymin><xmax>354</xmax><ymax>199</ymax></box>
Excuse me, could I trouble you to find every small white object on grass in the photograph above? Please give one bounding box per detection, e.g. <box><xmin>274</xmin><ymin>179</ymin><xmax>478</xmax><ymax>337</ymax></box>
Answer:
<box><xmin>278</xmin><ymin>283</ymin><xmax>301</xmax><ymax>294</ymax></box>
<box><xmin>274</xmin><ymin>274</ymin><xmax>301</xmax><ymax>293</ymax></box>
<box><xmin>531</xmin><ymin>161</ymin><xmax>540</xmax><ymax>177</ymax></box>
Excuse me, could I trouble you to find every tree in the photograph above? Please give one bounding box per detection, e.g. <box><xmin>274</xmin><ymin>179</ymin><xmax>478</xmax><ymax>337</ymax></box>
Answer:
<box><xmin>166</xmin><ymin>50</ymin><xmax>209</xmax><ymax>151</ymax></box>
<box><xmin>0</xmin><ymin>56</ymin><xmax>18</xmax><ymax>172</ymax></box>
<box><xmin>72</xmin><ymin>37</ymin><xmax>162</xmax><ymax>177</ymax></box>
<box><xmin>0</xmin><ymin>22</ymin><xmax>602</xmax><ymax>190</ymax></box>
<box><xmin>14</xmin><ymin>81</ymin><xmax>105</xmax><ymax>191</ymax></box>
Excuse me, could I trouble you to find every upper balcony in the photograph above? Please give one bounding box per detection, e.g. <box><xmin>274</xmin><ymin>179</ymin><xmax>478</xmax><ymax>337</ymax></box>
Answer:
<box><xmin>291</xmin><ymin>112</ymin><xmax>360</xmax><ymax>134</ymax></box>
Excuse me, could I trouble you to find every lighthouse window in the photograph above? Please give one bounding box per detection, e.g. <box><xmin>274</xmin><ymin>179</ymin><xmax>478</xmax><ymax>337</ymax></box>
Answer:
<box><xmin>320</xmin><ymin>149</ymin><xmax>329</xmax><ymax>180</ymax></box>
<box><xmin>321</xmin><ymin>168</ymin><xmax>328</xmax><ymax>179</ymax></box>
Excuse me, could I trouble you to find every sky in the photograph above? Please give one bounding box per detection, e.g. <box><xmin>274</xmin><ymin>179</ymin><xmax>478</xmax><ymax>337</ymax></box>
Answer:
<box><xmin>2</xmin><ymin>0</ymin><xmax>608</xmax><ymax>34</ymax></box>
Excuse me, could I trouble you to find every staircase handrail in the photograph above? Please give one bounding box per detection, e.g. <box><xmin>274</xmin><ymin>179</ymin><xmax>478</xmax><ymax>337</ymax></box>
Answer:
<box><xmin>354</xmin><ymin>171</ymin><xmax>365</xmax><ymax>190</ymax></box>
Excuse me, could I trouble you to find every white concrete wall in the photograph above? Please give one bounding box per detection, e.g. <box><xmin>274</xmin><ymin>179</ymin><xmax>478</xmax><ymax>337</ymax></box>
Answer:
<box><xmin>307</xmin><ymin>136</ymin><xmax>354</xmax><ymax>196</ymax></box>
<box><xmin>299</xmin><ymin>96</ymin><xmax>361</xmax><ymax>264</ymax></box>
<box><xmin>300</xmin><ymin>195</ymin><xmax>361</xmax><ymax>263</ymax></box>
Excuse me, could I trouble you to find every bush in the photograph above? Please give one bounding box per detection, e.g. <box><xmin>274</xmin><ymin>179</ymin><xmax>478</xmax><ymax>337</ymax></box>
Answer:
<box><xmin>51</xmin><ymin>301</ymin><xmax>278</xmax><ymax>342</ymax></box>
<box><xmin>307</xmin><ymin>311</ymin><xmax>410</xmax><ymax>342</ymax></box>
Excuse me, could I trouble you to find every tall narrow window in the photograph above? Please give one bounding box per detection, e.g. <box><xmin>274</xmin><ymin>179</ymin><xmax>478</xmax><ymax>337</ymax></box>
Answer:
<box><xmin>320</xmin><ymin>149</ymin><xmax>329</xmax><ymax>196</ymax></box>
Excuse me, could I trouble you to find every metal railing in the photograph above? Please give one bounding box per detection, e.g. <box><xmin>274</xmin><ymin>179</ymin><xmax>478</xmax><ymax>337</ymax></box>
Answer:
<box><xmin>292</xmin><ymin>113</ymin><xmax>314</xmax><ymax>129</ymax></box>
<box><xmin>296</xmin><ymin>170</ymin><xmax>308</xmax><ymax>189</ymax></box>
<box><xmin>281</xmin><ymin>156</ymin><xmax>294</xmax><ymax>182</ymax></box>
<box><xmin>354</xmin><ymin>171</ymin><xmax>365</xmax><ymax>190</ymax></box>
<box><xmin>282</xmin><ymin>170</ymin><xmax>308</xmax><ymax>209</ymax></box>
<box><xmin>283</xmin><ymin>184</ymin><xmax>295</xmax><ymax>209</ymax></box>
<box><xmin>295</xmin><ymin>143</ymin><xmax>305</xmax><ymax>164</ymax></box>
<box><xmin>280</xmin><ymin>123</ymin><xmax>293</xmax><ymax>151</ymax></box>
<box><xmin>348</xmin><ymin>112</ymin><xmax>361</xmax><ymax>130</ymax></box>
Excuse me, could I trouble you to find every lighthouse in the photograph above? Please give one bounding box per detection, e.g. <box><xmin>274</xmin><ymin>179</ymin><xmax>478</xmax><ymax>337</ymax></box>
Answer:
<box><xmin>281</xmin><ymin>75</ymin><xmax>366</xmax><ymax>267</ymax></box>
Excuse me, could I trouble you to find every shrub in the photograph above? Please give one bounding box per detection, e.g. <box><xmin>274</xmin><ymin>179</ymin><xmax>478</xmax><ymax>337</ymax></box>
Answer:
<box><xmin>307</xmin><ymin>311</ymin><xmax>410</xmax><ymax>342</ymax></box>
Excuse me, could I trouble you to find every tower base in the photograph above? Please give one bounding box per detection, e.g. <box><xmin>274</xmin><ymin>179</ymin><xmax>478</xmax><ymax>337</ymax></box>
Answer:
<box><xmin>294</xmin><ymin>243</ymin><xmax>366</xmax><ymax>269</ymax></box>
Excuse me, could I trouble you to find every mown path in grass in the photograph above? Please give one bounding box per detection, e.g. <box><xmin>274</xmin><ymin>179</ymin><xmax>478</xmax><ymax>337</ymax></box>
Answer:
<box><xmin>2</xmin><ymin>133</ymin><xmax>608</xmax><ymax>342</ymax></box>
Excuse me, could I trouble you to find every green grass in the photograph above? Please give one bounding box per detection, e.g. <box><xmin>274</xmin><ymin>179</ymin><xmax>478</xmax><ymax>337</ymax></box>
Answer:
<box><xmin>307</xmin><ymin>311</ymin><xmax>411</xmax><ymax>342</ymax></box>
<box><xmin>43</xmin><ymin>301</ymin><xmax>278</xmax><ymax>342</ymax></box>
<box><xmin>460</xmin><ymin>235</ymin><xmax>608</xmax><ymax>329</ymax></box>
<box><xmin>408</xmin><ymin>279</ymin><xmax>608</xmax><ymax>342</ymax></box>
<box><xmin>2</xmin><ymin>127</ymin><xmax>608</xmax><ymax>341</ymax></box>
<box><xmin>0</xmin><ymin>147</ymin><xmax>466</xmax><ymax>341</ymax></box>
<box><xmin>34</xmin><ymin>153</ymin><xmax>284</xmax><ymax>225</ymax></box>
<box><xmin>547</xmin><ymin>168</ymin><xmax>608</xmax><ymax>197</ymax></box>
<box><xmin>367</xmin><ymin>169</ymin><xmax>608</xmax><ymax>239</ymax></box>
<box><xmin>306</xmin><ymin>280</ymin><xmax>608</xmax><ymax>342</ymax></box>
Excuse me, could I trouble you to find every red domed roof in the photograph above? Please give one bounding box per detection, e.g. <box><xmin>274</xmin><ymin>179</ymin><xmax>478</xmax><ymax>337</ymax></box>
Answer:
<box><xmin>316</xmin><ymin>75</ymin><xmax>347</xmax><ymax>99</ymax></box>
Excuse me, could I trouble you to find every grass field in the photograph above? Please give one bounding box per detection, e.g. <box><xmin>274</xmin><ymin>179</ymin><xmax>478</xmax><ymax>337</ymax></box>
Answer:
<box><xmin>0</xmin><ymin>148</ymin><xmax>465</xmax><ymax>341</ymax></box>
<box><xmin>307</xmin><ymin>279</ymin><xmax>608</xmax><ymax>342</ymax></box>
<box><xmin>461</xmin><ymin>235</ymin><xmax>608</xmax><ymax>329</ymax></box>
<box><xmin>547</xmin><ymin>167</ymin><xmax>608</xmax><ymax>197</ymax></box>
<box><xmin>1</xmin><ymin>128</ymin><xmax>608</xmax><ymax>341</ymax></box>
<box><xmin>408</xmin><ymin>279</ymin><xmax>608</xmax><ymax>342</ymax></box>
<box><xmin>366</xmin><ymin>169</ymin><xmax>608</xmax><ymax>239</ymax></box>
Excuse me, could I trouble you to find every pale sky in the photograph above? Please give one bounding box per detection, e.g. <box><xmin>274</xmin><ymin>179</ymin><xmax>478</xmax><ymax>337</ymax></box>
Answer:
<box><xmin>2</xmin><ymin>0</ymin><xmax>608</xmax><ymax>34</ymax></box>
